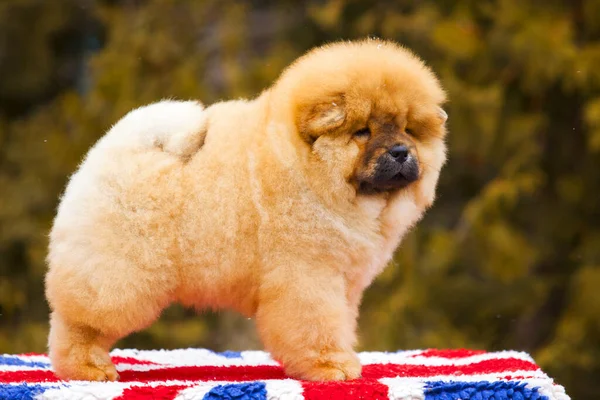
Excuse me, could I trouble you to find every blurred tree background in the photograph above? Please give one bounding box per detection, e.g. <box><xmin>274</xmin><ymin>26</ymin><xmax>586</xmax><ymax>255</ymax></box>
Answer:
<box><xmin>0</xmin><ymin>0</ymin><xmax>599</xmax><ymax>398</ymax></box>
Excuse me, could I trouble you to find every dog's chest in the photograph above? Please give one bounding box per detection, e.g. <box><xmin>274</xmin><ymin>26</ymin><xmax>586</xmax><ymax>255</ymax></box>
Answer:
<box><xmin>346</xmin><ymin>194</ymin><xmax>421</xmax><ymax>297</ymax></box>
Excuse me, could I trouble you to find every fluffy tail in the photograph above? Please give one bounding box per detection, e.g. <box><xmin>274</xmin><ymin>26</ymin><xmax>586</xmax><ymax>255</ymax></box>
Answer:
<box><xmin>104</xmin><ymin>100</ymin><xmax>208</xmax><ymax>158</ymax></box>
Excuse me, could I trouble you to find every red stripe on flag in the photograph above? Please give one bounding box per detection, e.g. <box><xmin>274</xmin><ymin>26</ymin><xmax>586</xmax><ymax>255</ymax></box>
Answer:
<box><xmin>111</xmin><ymin>356</ymin><xmax>159</xmax><ymax>365</ymax></box>
<box><xmin>114</xmin><ymin>384</ymin><xmax>188</xmax><ymax>400</ymax></box>
<box><xmin>414</xmin><ymin>349</ymin><xmax>487</xmax><ymax>358</ymax></box>
<box><xmin>118</xmin><ymin>365</ymin><xmax>287</xmax><ymax>382</ymax></box>
<box><xmin>362</xmin><ymin>358</ymin><xmax>539</xmax><ymax>379</ymax></box>
<box><xmin>0</xmin><ymin>366</ymin><xmax>286</xmax><ymax>384</ymax></box>
<box><xmin>0</xmin><ymin>357</ymin><xmax>539</xmax><ymax>383</ymax></box>
<box><xmin>15</xmin><ymin>353</ymin><xmax>47</xmax><ymax>357</ymax></box>
<box><xmin>302</xmin><ymin>379</ymin><xmax>389</xmax><ymax>400</ymax></box>
<box><xmin>0</xmin><ymin>370</ymin><xmax>58</xmax><ymax>383</ymax></box>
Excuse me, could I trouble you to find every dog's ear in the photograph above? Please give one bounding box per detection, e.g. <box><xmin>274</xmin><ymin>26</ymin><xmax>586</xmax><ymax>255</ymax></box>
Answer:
<box><xmin>297</xmin><ymin>100</ymin><xmax>346</xmax><ymax>143</ymax></box>
<box><xmin>437</xmin><ymin>106</ymin><xmax>448</xmax><ymax>123</ymax></box>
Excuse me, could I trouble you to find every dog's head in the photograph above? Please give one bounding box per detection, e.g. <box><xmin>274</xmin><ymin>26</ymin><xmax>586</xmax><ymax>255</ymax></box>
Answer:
<box><xmin>272</xmin><ymin>40</ymin><xmax>447</xmax><ymax>204</ymax></box>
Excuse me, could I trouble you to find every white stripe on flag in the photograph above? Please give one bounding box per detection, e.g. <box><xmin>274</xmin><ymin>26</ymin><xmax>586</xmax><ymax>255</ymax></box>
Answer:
<box><xmin>38</xmin><ymin>381</ymin><xmax>126</xmax><ymax>400</ymax></box>
<box><xmin>359</xmin><ymin>350</ymin><xmax>534</xmax><ymax>366</ymax></box>
<box><xmin>110</xmin><ymin>348</ymin><xmax>279</xmax><ymax>367</ymax></box>
<box><xmin>264</xmin><ymin>379</ymin><xmax>304</xmax><ymax>400</ymax></box>
<box><xmin>525</xmin><ymin>378</ymin><xmax>571</xmax><ymax>400</ymax></box>
<box><xmin>380</xmin><ymin>378</ymin><xmax>425</xmax><ymax>400</ymax></box>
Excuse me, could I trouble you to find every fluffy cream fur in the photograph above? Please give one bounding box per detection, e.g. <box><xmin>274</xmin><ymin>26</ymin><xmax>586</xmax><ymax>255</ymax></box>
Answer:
<box><xmin>46</xmin><ymin>39</ymin><xmax>447</xmax><ymax>382</ymax></box>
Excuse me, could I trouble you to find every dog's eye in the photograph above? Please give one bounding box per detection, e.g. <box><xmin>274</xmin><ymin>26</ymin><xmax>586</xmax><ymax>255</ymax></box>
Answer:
<box><xmin>353</xmin><ymin>128</ymin><xmax>371</xmax><ymax>139</ymax></box>
<box><xmin>405</xmin><ymin>128</ymin><xmax>415</xmax><ymax>136</ymax></box>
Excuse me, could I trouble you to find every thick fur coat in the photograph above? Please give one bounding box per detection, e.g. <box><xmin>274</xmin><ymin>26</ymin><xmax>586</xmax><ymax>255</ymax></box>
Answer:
<box><xmin>46</xmin><ymin>39</ymin><xmax>447</xmax><ymax>382</ymax></box>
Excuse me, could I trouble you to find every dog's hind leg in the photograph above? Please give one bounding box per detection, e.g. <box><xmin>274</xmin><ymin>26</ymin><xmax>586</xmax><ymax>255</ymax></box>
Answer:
<box><xmin>46</xmin><ymin>251</ymin><xmax>175</xmax><ymax>381</ymax></box>
<box><xmin>48</xmin><ymin>313</ymin><xmax>120</xmax><ymax>381</ymax></box>
<box><xmin>47</xmin><ymin>282</ymin><xmax>170</xmax><ymax>382</ymax></box>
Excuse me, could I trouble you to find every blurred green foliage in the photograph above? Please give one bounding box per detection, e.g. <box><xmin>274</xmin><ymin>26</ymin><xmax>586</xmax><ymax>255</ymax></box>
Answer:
<box><xmin>0</xmin><ymin>0</ymin><xmax>599</xmax><ymax>398</ymax></box>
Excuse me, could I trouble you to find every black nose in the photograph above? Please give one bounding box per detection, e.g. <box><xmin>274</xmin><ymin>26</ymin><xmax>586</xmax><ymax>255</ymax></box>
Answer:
<box><xmin>388</xmin><ymin>145</ymin><xmax>409</xmax><ymax>162</ymax></box>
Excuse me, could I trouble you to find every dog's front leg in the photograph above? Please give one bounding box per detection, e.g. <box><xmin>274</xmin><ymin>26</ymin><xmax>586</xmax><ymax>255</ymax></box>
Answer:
<box><xmin>255</xmin><ymin>265</ymin><xmax>361</xmax><ymax>381</ymax></box>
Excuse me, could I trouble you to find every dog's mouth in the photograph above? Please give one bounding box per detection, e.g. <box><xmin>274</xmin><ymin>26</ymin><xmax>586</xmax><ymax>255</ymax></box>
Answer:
<box><xmin>356</xmin><ymin>154</ymin><xmax>420</xmax><ymax>195</ymax></box>
<box><xmin>358</xmin><ymin>173</ymin><xmax>416</xmax><ymax>195</ymax></box>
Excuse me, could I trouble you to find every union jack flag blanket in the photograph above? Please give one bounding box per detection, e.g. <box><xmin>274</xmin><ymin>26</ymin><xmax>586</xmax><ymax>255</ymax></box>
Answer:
<box><xmin>0</xmin><ymin>348</ymin><xmax>570</xmax><ymax>399</ymax></box>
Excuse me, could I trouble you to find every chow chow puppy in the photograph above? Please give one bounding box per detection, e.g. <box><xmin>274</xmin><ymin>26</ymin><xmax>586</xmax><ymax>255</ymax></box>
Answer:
<box><xmin>46</xmin><ymin>39</ymin><xmax>447</xmax><ymax>382</ymax></box>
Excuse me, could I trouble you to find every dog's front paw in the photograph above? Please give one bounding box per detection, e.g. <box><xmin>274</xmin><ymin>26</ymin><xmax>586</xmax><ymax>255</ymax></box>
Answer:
<box><xmin>73</xmin><ymin>364</ymin><xmax>120</xmax><ymax>382</ymax></box>
<box><xmin>294</xmin><ymin>350</ymin><xmax>362</xmax><ymax>381</ymax></box>
<box><xmin>51</xmin><ymin>344</ymin><xmax>120</xmax><ymax>382</ymax></box>
<box><xmin>52</xmin><ymin>356</ymin><xmax>120</xmax><ymax>382</ymax></box>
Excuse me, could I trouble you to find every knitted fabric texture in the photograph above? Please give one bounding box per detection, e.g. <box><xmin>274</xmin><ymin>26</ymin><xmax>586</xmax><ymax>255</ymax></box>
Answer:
<box><xmin>0</xmin><ymin>349</ymin><xmax>570</xmax><ymax>399</ymax></box>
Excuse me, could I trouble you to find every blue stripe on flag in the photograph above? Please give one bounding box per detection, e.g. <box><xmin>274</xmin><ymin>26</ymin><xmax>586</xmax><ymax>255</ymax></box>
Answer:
<box><xmin>425</xmin><ymin>381</ymin><xmax>549</xmax><ymax>400</ymax></box>
<box><xmin>216</xmin><ymin>351</ymin><xmax>243</xmax><ymax>358</ymax></box>
<box><xmin>0</xmin><ymin>355</ymin><xmax>49</xmax><ymax>368</ymax></box>
<box><xmin>203</xmin><ymin>382</ymin><xmax>267</xmax><ymax>400</ymax></box>
<box><xmin>0</xmin><ymin>384</ymin><xmax>54</xmax><ymax>400</ymax></box>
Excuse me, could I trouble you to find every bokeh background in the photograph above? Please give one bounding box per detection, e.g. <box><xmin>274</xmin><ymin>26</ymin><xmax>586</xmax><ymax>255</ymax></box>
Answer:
<box><xmin>1</xmin><ymin>0</ymin><xmax>599</xmax><ymax>398</ymax></box>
